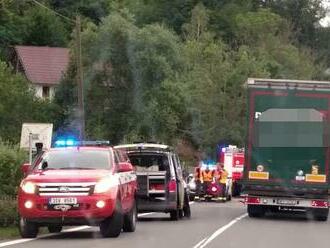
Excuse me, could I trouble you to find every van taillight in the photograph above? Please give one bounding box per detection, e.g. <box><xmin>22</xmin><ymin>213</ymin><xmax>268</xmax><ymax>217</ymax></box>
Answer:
<box><xmin>311</xmin><ymin>200</ymin><xmax>328</xmax><ymax>208</ymax></box>
<box><xmin>246</xmin><ymin>196</ymin><xmax>260</xmax><ymax>204</ymax></box>
<box><xmin>168</xmin><ymin>180</ymin><xmax>177</xmax><ymax>193</ymax></box>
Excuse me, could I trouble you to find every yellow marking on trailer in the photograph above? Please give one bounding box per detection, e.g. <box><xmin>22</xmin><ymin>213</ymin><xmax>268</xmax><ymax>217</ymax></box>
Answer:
<box><xmin>248</xmin><ymin>171</ymin><xmax>269</xmax><ymax>180</ymax></box>
<box><xmin>305</xmin><ymin>174</ymin><xmax>326</xmax><ymax>183</ymax></box>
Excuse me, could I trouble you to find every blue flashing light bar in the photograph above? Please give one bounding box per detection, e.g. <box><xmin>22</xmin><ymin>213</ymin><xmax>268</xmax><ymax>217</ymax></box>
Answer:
<box><xmin>201</xmin><ymin>160</ymin><xmax>217</xmax><ymax>169</ymax></box>
<box><xmin>54</xmin><ymin>139</ymin><xmax>110</xmax><ymax>148</ymax></box>
<box><xmin>54</xmin><ymin>139</ymin><xmax>78</xmax><ymax>147</ymax></box>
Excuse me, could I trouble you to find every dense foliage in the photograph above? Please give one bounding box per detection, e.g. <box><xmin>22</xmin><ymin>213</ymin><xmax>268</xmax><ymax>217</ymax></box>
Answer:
<box><xmin>0</xmin><ymin>141</ymin><xmax>26</xmax><ymax>195</ymax></box>
<box><xmin>1</xmin><ymin>0</ymin><xmax>330</xmax><ymax>159</ymax></box>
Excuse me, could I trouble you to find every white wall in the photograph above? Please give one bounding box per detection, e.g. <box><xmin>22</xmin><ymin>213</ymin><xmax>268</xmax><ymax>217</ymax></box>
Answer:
<box><xmin>34</xmin><ymin>84</ymin><xmax>43</xmax><ymax>98</ymax></box>
<box><xmin>32</xmin><ymin>84</ymin><xmax>56</xmax><ymax>100</ymax></box>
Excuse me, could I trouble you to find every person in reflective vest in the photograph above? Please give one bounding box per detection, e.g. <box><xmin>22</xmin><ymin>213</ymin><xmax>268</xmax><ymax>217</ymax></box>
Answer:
<box><xmin>194</xmin><ymin>167</ymin><xmax>202</xmax><ymax>198</ymax></box>
<box><xmin>219</xmin><ymin>164</ymin><xmax>228</xmax><ymax>198</ymax></box>
<box><xmin>201</xmin><ymin>167</ymin><xmax>214</xmax><ymax>195</ymax></box>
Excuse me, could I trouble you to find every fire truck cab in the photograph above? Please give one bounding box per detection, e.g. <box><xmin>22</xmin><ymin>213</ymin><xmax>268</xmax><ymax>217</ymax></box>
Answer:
<box><xmin>219</xmin><ymin>146</ymin><xmax>245</xmax><ymax>197</ymax></box>
<box><xmin>18</xmin><ymin>140</ymin><xmax>137</xmax><ymax>238</ymax></box>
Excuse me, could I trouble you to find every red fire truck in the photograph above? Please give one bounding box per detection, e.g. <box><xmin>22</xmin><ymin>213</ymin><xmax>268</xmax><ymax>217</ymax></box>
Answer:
<box><xmin>218</xmin><ymin>146</ymin><xmax>245</xmax><ymax>196</ymax></box>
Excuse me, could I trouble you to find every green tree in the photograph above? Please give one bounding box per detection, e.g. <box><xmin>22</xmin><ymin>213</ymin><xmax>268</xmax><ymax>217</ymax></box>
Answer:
<box><xmin>261</xmin><ymin>0</ymin><xmax>325</xmax><ymax>47</ymax></box>
<box><xmin>21</xmin><ymin>7</ymin><xmax>69</xmax><ymax>47</ymax></box>
<box><xmin>0</xmin><ymin>61</ymin><xmax>56</xmax><ymax>143</ymax></box>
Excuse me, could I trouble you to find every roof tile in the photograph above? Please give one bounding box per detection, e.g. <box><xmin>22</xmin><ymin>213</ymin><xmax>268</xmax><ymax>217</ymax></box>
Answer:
<box><xmin>15</xmin><ymin>45</ymin><xmax>69</xmax><ymax>85</ymax></box>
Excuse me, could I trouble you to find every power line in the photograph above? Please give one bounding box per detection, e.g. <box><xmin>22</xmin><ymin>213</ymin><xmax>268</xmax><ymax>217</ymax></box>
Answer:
<box><xmin>29</xmin><ymin>0</ymin><xmax>85</xmax><ymax>140</ymax></box>
<box><xmin>30</xmin><ymin>0</ymin><xmax>74</xmax><ymax>24</ymax></box>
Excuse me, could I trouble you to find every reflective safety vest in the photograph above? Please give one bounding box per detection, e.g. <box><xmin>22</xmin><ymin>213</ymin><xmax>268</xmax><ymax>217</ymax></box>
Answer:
<box><xmin>194</xmin><ymin>168</ymin><xmax>201</xmax><ymax>180</ymax></box>
<box><xmin>220</xmin><ymin>169</ymin><xmax>228</xmax><ymax>184</ymax></box>
<box><xmin>201</xmin><ymin>170</ymin><xmax>213</xmax><ymax>182</ymax></box>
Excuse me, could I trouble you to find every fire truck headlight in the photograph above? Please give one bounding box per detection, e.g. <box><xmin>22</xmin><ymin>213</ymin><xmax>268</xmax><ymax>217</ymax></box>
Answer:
<box><xmin>96</xmin><ymin>200</ymin><xmax>106</xmax><ymax>208</ymax></box>
<box><xmin>94</xmin><ymin>176</ymin><xmax>118</xmax><ymax>194</ymax></box>
<box><xmin>24</xmin><ymin>200</ymin><xmax>33</xmax><ymax>209</ymax></box>
<box><xmin>21</xmin><ymin>181</ymin><xmax>36</xmax><ymax>194</ymax></box>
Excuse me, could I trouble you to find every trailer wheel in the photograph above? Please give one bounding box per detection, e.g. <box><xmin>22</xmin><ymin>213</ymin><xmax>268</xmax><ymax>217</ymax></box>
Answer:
<box><xmin>313</xmin><ymin>209</ymin><xmax>329</xmax><ymax>221</ymax></box>
<box><xmin>247</xmin><ymin>205</ymin><xmax>265</xmax><ymax>218</ymax></box>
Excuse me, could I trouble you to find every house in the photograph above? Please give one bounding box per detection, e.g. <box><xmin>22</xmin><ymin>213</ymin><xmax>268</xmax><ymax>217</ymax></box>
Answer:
<box><xmin>12</xmin><ymin>45</ymin><xmax>69</xmax><ymax>99</ymax></box>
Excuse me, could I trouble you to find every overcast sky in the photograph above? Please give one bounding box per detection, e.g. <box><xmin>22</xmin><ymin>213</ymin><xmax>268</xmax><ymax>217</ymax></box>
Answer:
<box><xmin>320</xmin><ymin>0</ymin><xmax>330</xmax><ymax>27</ymax></box>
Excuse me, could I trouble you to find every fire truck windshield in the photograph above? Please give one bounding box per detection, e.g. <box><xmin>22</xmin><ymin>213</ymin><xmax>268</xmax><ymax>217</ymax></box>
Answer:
<box><xmin>36</xmin><ymin>150</ymin><xmax>112</xmax><ymax>170</ymax></box>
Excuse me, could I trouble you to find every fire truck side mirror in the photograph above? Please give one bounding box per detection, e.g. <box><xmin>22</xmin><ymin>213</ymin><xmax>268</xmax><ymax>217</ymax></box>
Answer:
<box><xmin>35</xmin><ymin>142</ymin><xmax>43</xmax><ymax>155</ymax></box>
<box><xmin>21</xmin><ymin>163</ymin><xmax>31</xmax><ymax>176</ymax></box>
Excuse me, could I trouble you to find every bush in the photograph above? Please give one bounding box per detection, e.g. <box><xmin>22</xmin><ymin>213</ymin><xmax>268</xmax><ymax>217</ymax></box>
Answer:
<box><xmin>0</xmin><ymin>196</ymin><xmax>17</xmax><ymax>227</ymax></box>
<box><xmin>0</xmin><ymin>141</ymin><xmax>27</xmax><ymax>226</ymax></box>
<box><xmin>0</xmin><ymin>141</ymin><xmax>27</xmax><ymax>195</ymax></box>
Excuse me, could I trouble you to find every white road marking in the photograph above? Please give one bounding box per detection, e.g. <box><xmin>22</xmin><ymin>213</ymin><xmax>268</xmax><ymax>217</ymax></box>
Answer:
<box><xmin>0</xmin><ymin>239</ymin><xmax>34</xmax><ymax>248</ymax></box>
<box><xmin>137</xmin><ymin>212</ymin><xmax>154</xmax><ymax>217</ymax></box>
<box><xmin>62</xmin><ymin>226</ymin><xmax>90</xmax><ymax>233</ymax></box>
<box><xmin>0</xmin><ymin>226</ymin><xmax>90</xmax><ymax>248</ymax></box>
<box><xmin>193</xmin><ymin>213</ymin><xmax>248</xmax><ymax>248</ymax></box>
<box><xmin>0</xmin><ymin>212</ymin><xmax>156</xmax><ymax>248</ymax></box>
<box><xmin>192</xmin><ymin>238</ymin><xmax>207</xmax><ymax>248</ymax></box>
<box><xmin>0</xmin><ymin>203</ymin><xmax>190</xmax><ymax>247</ymax></box>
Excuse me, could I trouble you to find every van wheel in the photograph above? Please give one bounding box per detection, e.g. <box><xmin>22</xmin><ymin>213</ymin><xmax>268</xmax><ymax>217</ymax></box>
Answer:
<box><xmin>19</xmin><ymin>217</ymin><xmax>38</xmax><ymax>238</ymax></box>
<box><xmin>48</xmin><ymin>225</ymin><xmax>62</xmax><ymax>233</ymax></box>
<box><xmin>313</xmin><ymin>209</ymin><xmax>329</xmax><ymax>221</ymax></box>
<box><xmin>247</xmin><ymin>205</ymin><xmax>265</xmax><ymax>218</ymax></box>
<box><xmin>123</xmin><ymin>201</ymin><xmax>137</xmax><ymax>232</ymax></box>
<box><xmin>170</xmin><ymin>209</ymin><xmax>179</xmax><ymax>220</ymax></box>
<box><xmin>100</xmin><ymin>202</ymin><xmax>123</xmax><ymax>238</ymax></box>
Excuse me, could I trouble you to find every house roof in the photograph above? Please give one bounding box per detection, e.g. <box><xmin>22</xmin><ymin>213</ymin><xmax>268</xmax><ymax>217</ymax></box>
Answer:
<box><xmin>15</xmin><ymin>45</ymin><xmax>69</xmax><ymax>85</ymax></box>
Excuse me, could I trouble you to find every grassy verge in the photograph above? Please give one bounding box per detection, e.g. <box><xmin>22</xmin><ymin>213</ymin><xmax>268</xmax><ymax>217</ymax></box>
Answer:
<box><xmin>0</xmin><ymin>227</ymin><xmax>50</xmax><ymax>240</ymax></box>
<box><xmin>0</xmin><ymin>226</ymin><xmax>19</xmax><ymax>240</ymax></box>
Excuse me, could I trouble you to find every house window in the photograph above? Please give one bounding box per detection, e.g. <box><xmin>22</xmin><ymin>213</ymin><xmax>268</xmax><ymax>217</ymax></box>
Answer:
<box><xmin>42</xmin><ymin>86</ymin><xmax>50</xmax><ymax>98</ymax></box>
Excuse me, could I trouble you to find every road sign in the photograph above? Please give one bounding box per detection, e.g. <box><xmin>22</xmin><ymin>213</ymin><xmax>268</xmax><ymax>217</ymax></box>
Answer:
<box><xmin>20</xmin><ymin>123</ymin><xmax>53</xmax><ymax>150</ymax></box>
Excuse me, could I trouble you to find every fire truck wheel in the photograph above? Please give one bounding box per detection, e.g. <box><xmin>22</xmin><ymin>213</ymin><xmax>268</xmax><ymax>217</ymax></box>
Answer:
<box><xmin>313</xmin><ymin>209</ymin><xmax>329</xmax><ymax>221</ymax></box>
<box><xmin>123</xmin><ymin>201</ymin><xmax>137</xmax><ymax>232</ymax></box>
<box><xmin>247</xmin><ymin>205</ymin><xmax>265</xmax><ymax>218</ymax></box>
<box><xmin>183</xmin><ymin>194</ymin><xmax>191</xmax><ymax>218</ymax></box>
<box><xmin>48</xmin><ymin>225</ymin><xmax>62</xmax><ymax>233</ymax></box>
<box><xmin>19</xmin><ymin>217</ymin><xmax>38</xmax><ymax>238</ymax></box>
<box><xmin>170</xmin><ymin>209</ymin><xmax>179</xmax><ymax>220</ymax></box>
<box><xmin>100</xmin><ymin>201</ymin><xmax>123</xmax><ymax>238</ymax></box>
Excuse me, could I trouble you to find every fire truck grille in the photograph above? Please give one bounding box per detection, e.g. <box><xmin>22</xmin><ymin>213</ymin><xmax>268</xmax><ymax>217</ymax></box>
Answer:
<box><xmin>36</xmin><ymin>183</ymin><xmax>95</xmax><ymax>196</ymax></box>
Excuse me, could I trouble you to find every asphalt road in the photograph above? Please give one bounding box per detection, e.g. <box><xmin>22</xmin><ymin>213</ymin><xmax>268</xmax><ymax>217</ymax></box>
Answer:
<box><xmin>1</xmin><ymin>199</ymin><xmax>330</xmax><ymax>248</ymax></box>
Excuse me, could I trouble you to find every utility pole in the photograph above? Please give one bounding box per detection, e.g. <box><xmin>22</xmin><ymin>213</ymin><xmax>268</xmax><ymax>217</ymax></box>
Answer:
<box><xmin>75</xmin><ymin>15</ymin><xmax>85</xmax><ymax>140</ymax></box>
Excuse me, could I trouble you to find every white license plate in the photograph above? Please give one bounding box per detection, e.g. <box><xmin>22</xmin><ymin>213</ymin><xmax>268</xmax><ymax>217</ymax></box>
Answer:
<box><xmin>49</xmin><ymin>198</ymin><xmax>77</xmax><ymax>205</ymax></box>
<box><xmin>277</xmin><ymin>199</ymin><xmax>297</xmax><ymax>205</ymax></box>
